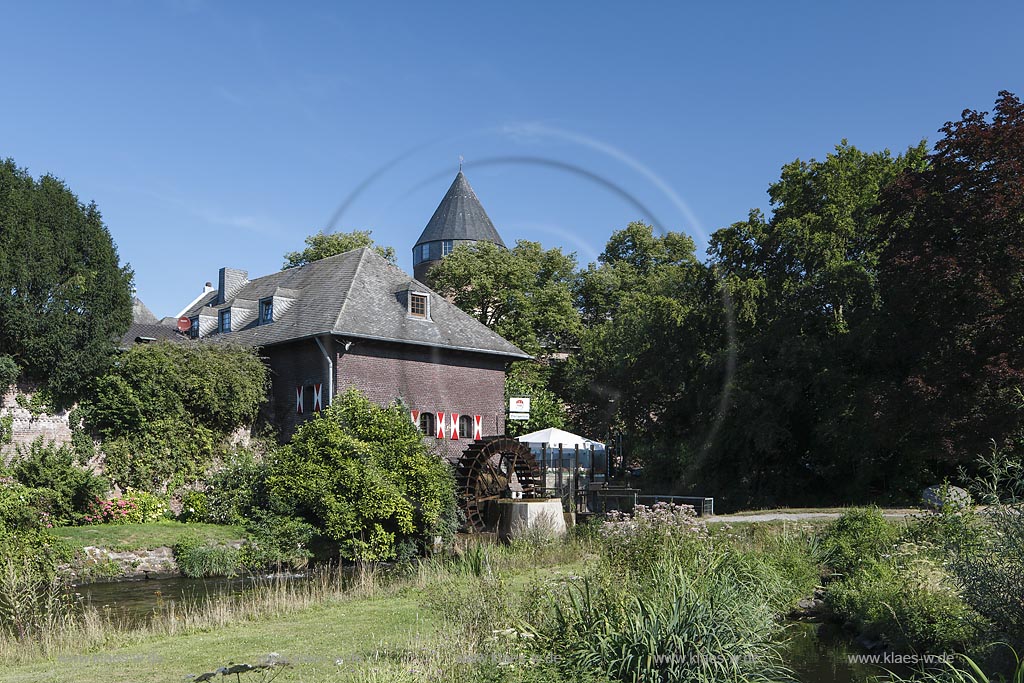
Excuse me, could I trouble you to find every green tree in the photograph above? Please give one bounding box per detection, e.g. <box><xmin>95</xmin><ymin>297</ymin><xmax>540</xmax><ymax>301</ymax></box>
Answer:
<box><xmin>268</xmin><ymin>389</ymin><xmax>457</xmax><ymax>562</ymax></box>
<box><xmin>504</xmin><ymin>364</ymin><xmax>568</xmax><ymax>437</ymax></box>
<box><xmin>561</xmin><ymin>224</ymin><xmax>718</xmax><ymax>464</ymax></box>
<box><xmin>0</xmin><ymin>159</ymin><xmax>133</xmax><ymax>405</ymax></box>
<box><xmin>81</xmin><ymin>342</ymin><xmax>268</xmax><ymax>491</ymax></box>
<box><xmin>702</xmin><ymin>141</ymin><xmax>929</xmax><ymax>505</ymax></box>
<box><xmin>428</xmin><ymin>240</ymin><xmax>581</xmax><ymax>357</ymax></box>
<box><xmin>283</xmin><ymin>230</ymin><xmax>396</xmax><ymax>268</ymax></box>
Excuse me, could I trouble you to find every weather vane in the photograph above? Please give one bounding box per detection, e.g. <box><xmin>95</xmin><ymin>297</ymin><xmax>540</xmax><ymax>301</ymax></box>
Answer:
<box><xmin>459</xmin><ymin>154</ymin><xmax>464</xmax><ymax>171</ymax></box>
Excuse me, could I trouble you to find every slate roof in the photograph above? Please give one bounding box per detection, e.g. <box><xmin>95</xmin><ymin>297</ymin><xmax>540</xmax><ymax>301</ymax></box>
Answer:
<box><xmin>119</xmin><ymin>299</ymin><xmax>185</xmax><ymax>349</ymax></box>
<box><xmin>179</xmin><ymin>248</ymin><xmax>530</xmax><ymax>359</ymax></box>
<box><xmin>131</xmin><ymin>297</ymin><xmax>159</xmax><ymax>324</ymax></box>
<box><xmin>414</xmin><ymin>171</ymin><xmax>506</xmax><ymax>247</ymax></box>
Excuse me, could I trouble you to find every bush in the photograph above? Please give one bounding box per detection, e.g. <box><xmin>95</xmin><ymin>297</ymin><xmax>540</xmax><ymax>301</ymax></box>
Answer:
<box><xmin>99</xmin><ymin>420</ymin><xmax>218</xmax><ymax>493</ymax></box>
<box><xmin>172</xmin><ymin>534</ymin><xmax>240</xmax><ymax>578</ymax></box>
<box><xmin>201</xmin><ymin>448</ymin><xmax>272</xmax><ymax>526</ymax></box>
<box><xmin>598</xmin><ymin>502</ymin><xmax>709</xmax><ymax>576</ymax></box>
<box><xmin>9</xmin><ymin>440</ymin><xmax>107</xmax><ymax>525</ymax></box>
<box><xmin>83</xmin><ymin>490</ymin><xmax>166</xmax><ymax>525</ymax></box>
<box><xmin>237</xmin><ymin>511</ymin><xmax>315</xmax><ymax>571</ymax></box>
<box><xmin>81</xmin><ymin>342</ymin><xmax>268</xmax><ymax>492</ymax></box>
<box><xmin>819</xmin><ymin>507</ymin><xmax>899</xmax><ymax>576</ymax></box>
<box><xmin>0</xmin><ymin>478</ymin><xmax>59</xmax><ymax>530</ymax></box>
<box><xmin>828</xmin><ymin>556</ymin><xmax>986</xmax><ymax>653</ymax></box>
<box><xmin>268</xmin><ymin>389</ymin><xmax>458</xmax><ymax>562</ymax></box>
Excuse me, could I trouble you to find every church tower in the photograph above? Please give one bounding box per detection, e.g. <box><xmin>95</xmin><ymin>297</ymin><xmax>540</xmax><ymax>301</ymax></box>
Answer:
<box><xmin>413</xmin><ymin>171</ymin><xmax>506</xmax><ymax>283</ymax></box>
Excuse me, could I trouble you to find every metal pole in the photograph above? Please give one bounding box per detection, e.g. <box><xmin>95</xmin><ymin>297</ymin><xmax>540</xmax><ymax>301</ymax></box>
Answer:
<box><xmin>558</xmin><ymin>444</ymin><xmax>564</xmax><ymax>509</ymax></box>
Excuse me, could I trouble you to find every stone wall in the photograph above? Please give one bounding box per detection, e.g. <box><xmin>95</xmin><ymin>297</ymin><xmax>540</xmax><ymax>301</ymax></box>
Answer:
<box><xmin>1</xmin><ymin>388</ymin><xmax>73</xmax><ymax>461</ymax></box>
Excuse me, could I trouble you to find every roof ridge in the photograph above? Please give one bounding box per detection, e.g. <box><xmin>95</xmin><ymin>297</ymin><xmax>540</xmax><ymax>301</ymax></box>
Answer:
<box><xmin>332</xmin><ymin>247</ymin><xmax>371</xmax><ymax>331</ymax></box>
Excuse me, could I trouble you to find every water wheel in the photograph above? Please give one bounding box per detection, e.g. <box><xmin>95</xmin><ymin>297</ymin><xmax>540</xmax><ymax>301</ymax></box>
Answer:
<box><xmin>454</xmin><ymin>436</ymin><xmax>542</xmax><ymax>532</ymax></box>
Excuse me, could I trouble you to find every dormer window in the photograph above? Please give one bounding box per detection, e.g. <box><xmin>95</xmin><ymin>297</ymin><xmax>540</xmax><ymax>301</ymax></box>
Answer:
<box><xmin>260</xmin><ymin>297</ymin><xmax>273</xmax><ymax>324</ymax></box>
<box><xmin>409</xmin><ymin>292</ymin><xmax>428</xmax><ymax>319</ymax></box>
<box><xmin>189</xmin><ymin>317</ymin><xmax>199</xmax><ymax>339</ymax></box>
<box><xmin>219</xmin><ymin>309</ymin><xmax>231</xmax><ymax>333</ymax></box>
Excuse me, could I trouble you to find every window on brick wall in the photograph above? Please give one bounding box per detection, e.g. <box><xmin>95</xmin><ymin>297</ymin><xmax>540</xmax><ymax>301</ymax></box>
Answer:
<box><xmin>419</xmin><ymin>412</ymin><xmax>435</xmax><ymax>435</ymax></box>
<box><xmin>458</xmin><ymin>415</ymin><xmax>472</xmax><ymax>439</ymax></box>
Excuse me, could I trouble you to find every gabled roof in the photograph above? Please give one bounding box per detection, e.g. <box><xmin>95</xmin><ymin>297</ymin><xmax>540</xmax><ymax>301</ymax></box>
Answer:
<box><xmin>179</xmin><ymin>248</ymin><xmax>529</xmax><ymax>359</ymax></box>
<box><xmin>131</xmin><ymin>297</ymin><xmax>158</xmax><ymax>324</ymax></box>
<box><xmin>414</xmin><ymin>171</ymin><xmax>506</xmax><ymax>247</ymax></box>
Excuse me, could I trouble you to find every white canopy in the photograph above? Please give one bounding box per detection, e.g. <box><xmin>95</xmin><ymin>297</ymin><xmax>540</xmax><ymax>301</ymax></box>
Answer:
<box><xmin>516</xmin><ymin>427</ymin><xmax>605</xmax><ymax>449</ymax></box>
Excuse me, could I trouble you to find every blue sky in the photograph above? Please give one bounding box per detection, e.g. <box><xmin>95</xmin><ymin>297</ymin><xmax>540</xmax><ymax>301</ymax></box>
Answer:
<box><xmin>3</xmin><ymin>1</ymin><xmax>1023</xmax><ymax>317</ymax></box>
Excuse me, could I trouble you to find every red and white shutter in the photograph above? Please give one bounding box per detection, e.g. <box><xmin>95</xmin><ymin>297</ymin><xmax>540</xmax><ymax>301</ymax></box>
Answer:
<box><xmin>450</xmin><ymin>413</ymin><xmax>460</xmax><ymax>440</ymax></box>
<box><xmin>313</xmin><ymin>384</ymin><xmax>322</xmax><ymax>412</ymax></box>
<box><xmin>473</xmin><ymin>415</ymin><xmax>483</xmax><ymax>440</ymax></box>
<box><xmin>296</xmin><ymin>386</ymin><xmax>303</xmax><ymax>414</ymax></box>
<box><xmin>410</xmin><ymin>409</ymin><xmax>420</xmax><ymax>426</ymax></box>
<box><xmin>436</xmin><ymin>412</ymin><xmax>446</xmax><ymax>439</ymax></box>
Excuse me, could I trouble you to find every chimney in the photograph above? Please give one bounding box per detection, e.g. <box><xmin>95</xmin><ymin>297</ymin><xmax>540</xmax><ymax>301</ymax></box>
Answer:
<box><xmin>203</xmin><ymin>282</ymin><xmax>214</xmax><ymax>294</ymax></box>
<box><xmin>218</xmin><ymin>268</ymin><xmax>248</xmax><ymax>304</ymax></box>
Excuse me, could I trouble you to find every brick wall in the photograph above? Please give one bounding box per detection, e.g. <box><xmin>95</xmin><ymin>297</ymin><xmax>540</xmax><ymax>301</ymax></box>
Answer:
<box><xmin>263</xmin><ymin>337</ymin><xmax>508</xmax><ymax>460</ymax></box>
<box><xmin>1</xmin><ymin>388</ymin><xmax>73</xmax><ymax>461</ymax></box>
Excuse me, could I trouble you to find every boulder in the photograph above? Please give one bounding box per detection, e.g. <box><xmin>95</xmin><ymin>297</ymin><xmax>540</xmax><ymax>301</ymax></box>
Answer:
<box><xmin>921</xmin><ymin>484</ymin><xmax>972</xmax><ymax>511</ymax></box>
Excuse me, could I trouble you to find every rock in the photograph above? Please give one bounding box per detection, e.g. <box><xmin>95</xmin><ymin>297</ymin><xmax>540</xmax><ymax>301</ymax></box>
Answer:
<box><xmin>921</xmin><ymin>484</ymin><xmax>972</xmax><ymax>511</ymax></box>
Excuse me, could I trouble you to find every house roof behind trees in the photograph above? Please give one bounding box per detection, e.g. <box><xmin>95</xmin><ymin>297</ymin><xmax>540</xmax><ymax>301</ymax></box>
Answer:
<box><xmin>178</xmin><ymin>247</ymin><xmax>529</xmax><ymax>359</ymax></box>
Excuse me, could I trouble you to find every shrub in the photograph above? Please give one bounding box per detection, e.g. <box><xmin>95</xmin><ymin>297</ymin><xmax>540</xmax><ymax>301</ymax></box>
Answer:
<box><xmin>172</xmin><ymin>534</ymin><xmax>240</xmax><ymax>578</ymax></box>
<box><xmin>827</xmin><ymin>557</ymin><xmax>986</xmax><ymax>653</ymax></box>
<box><xmin>819</xmin><ymin>507</ymin><xmax>899</xmax><ymax>576</ymax></box>
<box><xmin>268</xmin><ymin>389</ymin><xmax>457</xmax><ymax>562</ymax></box>
<box><xmin>81</xmin><ymin>342</ymin><xmax>267</xmax><ymax>492</ymax></box>
<box><xmin>99</xmin><ymin>420</ymin><xmax>218</xmax><ymax>493</ymax></box>
<box><xmin>598</xmin><ymin>502</ymin><xmax>709</xmax><ymax>576</ymax></box>
<box><xmin>202</xmin><ymin>448</ymin><xmax>273</xmax><ymax>526</ymax></box>
<box><xmin>9</xmin><ymin>440</ymin><xmax>107</xmax><ymax>525</ymax></box>
<box><xmin>0</xmin><ymin>478</ymin><xmax>59</xmax><ymax>530</ymax></box>
<box><xmin>177</xmin><ymin>490</ymin><xmax>209</xmax><ymax>524</ymax></box>
<box><xmin>236</xmin><ymin>511</ymin><xmax>314</xmax><ymax>571</ymax></box>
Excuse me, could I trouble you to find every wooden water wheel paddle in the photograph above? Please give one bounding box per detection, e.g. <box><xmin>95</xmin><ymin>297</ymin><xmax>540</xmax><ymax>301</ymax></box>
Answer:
<box><xmin>454</xmin><ymin>436</ymin><xmax>542</xmax><ymax>532</ymax></box>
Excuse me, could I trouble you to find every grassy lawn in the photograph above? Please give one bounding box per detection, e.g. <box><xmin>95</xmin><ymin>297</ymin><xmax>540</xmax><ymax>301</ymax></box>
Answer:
<box><xmin>50</xmin><ymin>522</ymin><xmax>247</xmax><ymax>551</ymax></box>
<box><xmin>2</xmin><ymin>591</ymin><xmax>439</xmax><ymax>683</ymax></box>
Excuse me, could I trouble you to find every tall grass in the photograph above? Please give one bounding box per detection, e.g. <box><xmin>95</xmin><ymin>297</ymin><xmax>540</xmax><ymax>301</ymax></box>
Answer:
<box><xmin>0</xmin><ymin>562</ymin><xmax>374</xmax><ymax>664</ymax></box>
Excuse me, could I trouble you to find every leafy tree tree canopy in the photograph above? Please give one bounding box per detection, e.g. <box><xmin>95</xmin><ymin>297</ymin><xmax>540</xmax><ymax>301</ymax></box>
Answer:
<box><xmin>0</xmin><ymin>159</ymin><xmax>133</xmax><ymax>404</ymax></box>
<box><xmin>268</xmin><ymin>389</ymin><xmax>457</xmax><ymax>562</ymax></box>
<box><xmin>428</xmin><ymin>240</ymin><xmax>581</xmax><ymax>357</ymax></box>
<box><xmin>283</xmin><ymin>230</ymin><xmax>396</xmax><ymax>268</ymax></box>
<box><xmin>878</xmin><ymin>91</ymin><xmax>1024</xmax><ymax>469</ymax></box>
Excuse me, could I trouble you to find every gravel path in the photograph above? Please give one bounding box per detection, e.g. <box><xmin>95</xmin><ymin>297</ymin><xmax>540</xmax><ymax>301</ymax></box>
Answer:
<box><xmin>709</xmin><ymin>509</ymin><xmax>919</xmax><ymax>523</ymax></box>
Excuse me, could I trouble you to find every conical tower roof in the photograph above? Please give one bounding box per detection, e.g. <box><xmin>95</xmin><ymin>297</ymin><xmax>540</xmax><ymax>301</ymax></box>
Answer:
<box><xmin>414</xmin><ymin>171</ymin><xmax>506</xmax><ymax>248</ymax></box>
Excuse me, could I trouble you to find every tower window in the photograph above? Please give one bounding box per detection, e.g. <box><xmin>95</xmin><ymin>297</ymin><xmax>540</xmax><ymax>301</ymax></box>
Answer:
<box><xmin>219</xmin><ymin>309</ymin><xmax>231</xmax><ymax>333</ymax></box>
<box><xmin>409</xmin><ymin>293</ymin><xmax>428</xmax><ymax>318</ymax></box>
<box><xmin>442</xmin><ymin>239</ymin><xmax>453</xmax><ymax>256</ymax></box>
